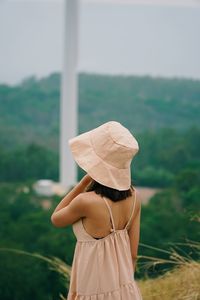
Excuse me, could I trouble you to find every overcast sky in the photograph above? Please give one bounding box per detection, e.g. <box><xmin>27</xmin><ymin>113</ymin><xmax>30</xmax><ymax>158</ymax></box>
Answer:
<box><xmin>0</xmin><ymin>0</ymin><xmax>200</xmax><ymax>85</ymax></box>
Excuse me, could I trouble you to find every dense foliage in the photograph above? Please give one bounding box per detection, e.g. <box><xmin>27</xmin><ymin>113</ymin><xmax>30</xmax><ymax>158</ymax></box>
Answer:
<box><xmin>0</xmin><ymin>183</ymin><xmax>75</xmax><ymax>300</ymax></box>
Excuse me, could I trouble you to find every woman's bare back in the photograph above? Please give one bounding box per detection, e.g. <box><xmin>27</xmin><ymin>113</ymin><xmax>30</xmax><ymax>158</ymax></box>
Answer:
<box><xmin>81</xmin><ymin>190</ymin><xmax>138</xmax><ymax>239</ymax></box>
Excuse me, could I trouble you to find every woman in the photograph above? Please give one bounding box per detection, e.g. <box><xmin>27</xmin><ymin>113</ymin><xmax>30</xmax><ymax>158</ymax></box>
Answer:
<box><xmin>51</xmin><ymin>121</ymin><xmax>143</xmax><ymax>299</ymax></box>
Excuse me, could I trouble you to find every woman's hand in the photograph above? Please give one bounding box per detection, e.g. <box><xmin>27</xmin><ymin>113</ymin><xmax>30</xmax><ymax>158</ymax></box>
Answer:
<box><xmin>80</xmin><ymin>173</ymin><xmax>93</xmax><ymax>187</ymax></box>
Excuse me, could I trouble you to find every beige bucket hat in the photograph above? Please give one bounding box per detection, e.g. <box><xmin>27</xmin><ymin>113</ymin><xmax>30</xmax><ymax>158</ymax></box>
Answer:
<box><xmin>68</xmin><ymin>121</ymin><xmax>139</xmax><ymax>191</ymax></box>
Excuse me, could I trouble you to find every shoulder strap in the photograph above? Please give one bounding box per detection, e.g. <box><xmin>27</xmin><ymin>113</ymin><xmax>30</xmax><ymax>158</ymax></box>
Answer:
<box><xmin>102</xmin><ymin>197</ymin><xmax>116</xmax><ymax>232</ymax></box>
<box><xmin>125</xmin><ymin>186</ymin><xmax>137</xmax><ymax>230</ymax></box>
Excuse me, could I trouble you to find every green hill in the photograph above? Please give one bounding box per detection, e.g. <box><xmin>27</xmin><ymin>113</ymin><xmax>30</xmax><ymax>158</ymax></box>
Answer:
<box><xmin>0</xmin><ymin>73</ymin><xmax>199</xmax><ymax>151</ymax></box>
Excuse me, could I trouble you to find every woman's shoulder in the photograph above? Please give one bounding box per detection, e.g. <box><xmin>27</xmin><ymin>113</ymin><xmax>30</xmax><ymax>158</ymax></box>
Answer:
<box><xmin>79</xmin><ymin>191</ymin><xmax>102</xmax><ymax>207</ymax></box>
<box><xmin>78</xmin><ymin>191</ymin><xmax>107</xmax><ymax>218</ymax></box>
<box><xmin>81</xmin><ymin>190</ymin><xmax>98</xmax><ymax>200</ymax></box>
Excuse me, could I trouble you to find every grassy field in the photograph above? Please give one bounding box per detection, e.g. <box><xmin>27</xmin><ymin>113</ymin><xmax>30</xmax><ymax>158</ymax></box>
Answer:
<box><xmin>138</xmin><ymin>262</ymin><xmax>200</xmax><ymax>300</ymax></box>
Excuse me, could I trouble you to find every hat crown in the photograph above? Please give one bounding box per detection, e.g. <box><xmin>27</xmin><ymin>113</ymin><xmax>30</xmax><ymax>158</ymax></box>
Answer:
<box><xmin>68</xmin><ymin>120</ymin><xmax>140</xmax><ymax>190</ymax></box>
<box><xmin>91</xmin><ymin>121</ymin><xmax>139</xmax><ymax>169</ymax></box>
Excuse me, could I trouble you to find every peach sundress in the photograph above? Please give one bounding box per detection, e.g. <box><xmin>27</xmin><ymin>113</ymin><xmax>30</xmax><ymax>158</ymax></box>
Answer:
<box><xmin>67</xmin><ymin>188</ymin><xmax>143</xmax><ymax>300</ymax></box>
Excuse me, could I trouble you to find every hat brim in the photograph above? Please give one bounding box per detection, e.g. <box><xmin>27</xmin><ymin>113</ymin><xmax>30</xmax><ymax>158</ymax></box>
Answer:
<box><xmin>68</xmin><ymin>130</ymin><xmax>131</xmax><ymax>191</ymax></box>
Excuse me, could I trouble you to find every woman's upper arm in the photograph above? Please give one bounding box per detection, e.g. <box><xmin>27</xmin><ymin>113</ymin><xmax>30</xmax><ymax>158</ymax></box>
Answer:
<box><xmin>128</xmin><ymin>194</ymin><xmax>142</xmax><ymax>260</ymax></box>
<box><xmin>51</xmin><ymin>194</ymin><xmax>87</xmax><ymax>227</ymax></box>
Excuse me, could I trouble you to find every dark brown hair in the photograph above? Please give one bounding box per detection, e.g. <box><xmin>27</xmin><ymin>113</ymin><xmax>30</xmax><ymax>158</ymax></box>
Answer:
<box><xmin>85</xmin><ymin>180</ymin><xmax>133</xmax><ymax>202</ymax></box>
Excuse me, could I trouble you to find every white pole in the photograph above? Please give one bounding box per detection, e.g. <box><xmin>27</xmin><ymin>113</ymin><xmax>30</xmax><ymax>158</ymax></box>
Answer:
<box><xmin>60</xmin><ymin>0</ymin><xmax>79</xmax><ymax>189</ymax></box>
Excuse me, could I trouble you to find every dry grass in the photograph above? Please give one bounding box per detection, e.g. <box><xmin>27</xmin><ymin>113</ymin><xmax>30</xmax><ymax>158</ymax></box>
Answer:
<box><xmin>138</xmin><ymin>261</ymin><xmax>200</xmax><ymax>300</ymax></box>
<box><xmin>137</xmin><ymin>241</ymin><xmax>200</xmax><ymax>300</ymax></box>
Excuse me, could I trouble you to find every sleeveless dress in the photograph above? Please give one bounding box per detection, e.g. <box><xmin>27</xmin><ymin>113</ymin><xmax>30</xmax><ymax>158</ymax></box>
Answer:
<box><xmin>67</xmin><ymin>187</ymin><xmax>143</xmax><ymax>300</ymax></box>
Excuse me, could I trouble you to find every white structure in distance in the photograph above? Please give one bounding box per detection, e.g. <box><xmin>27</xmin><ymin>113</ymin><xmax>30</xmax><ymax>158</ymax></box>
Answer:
<box><xmin>33</xmin><ymin>179</ymin><xmax>67</xmax><ymax>197</ymax></box>
<box><xmin>60</xmin><ymin>0</ymin><xmax>79</xmax><ymax>191</ymax></box>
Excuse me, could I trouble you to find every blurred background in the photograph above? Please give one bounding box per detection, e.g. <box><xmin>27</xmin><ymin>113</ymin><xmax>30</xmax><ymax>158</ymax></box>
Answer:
<box><xmin>0</xmin><ymin>0</ymin><xmax>199</xmax><ymax>299</ymax></box>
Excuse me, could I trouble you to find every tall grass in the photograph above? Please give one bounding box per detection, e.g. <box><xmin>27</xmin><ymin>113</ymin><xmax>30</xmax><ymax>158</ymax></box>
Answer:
<box><xmin>138</xmin><ymin>261</ymin><xmax>200</xmax><ymax>300</ymax></box>
<box><xmin>0</xmin><ymin>240</ymin><xmax>199</xmax><ymax>300</ymax></box>
<box><xmin>137</xmin><ymin>241</ymin><xmax>200</xmax><ymax>300</ymax></box>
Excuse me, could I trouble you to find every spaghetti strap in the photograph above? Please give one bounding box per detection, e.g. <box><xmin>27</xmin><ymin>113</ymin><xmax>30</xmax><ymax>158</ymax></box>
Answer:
<box><xmin>103</xmin><ymin>187</ymin><xmax>137</xmax><ymax>232</ymax></box>
<box><xmin>125</xmin><ymin>186</ymin><xmax>137</xmax><ymax>230</ymax></box>
<box><xmin>102</xmin><ymin>197</ymin><xmax>116</xmax><ymax>232</ymax></box>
